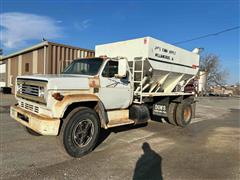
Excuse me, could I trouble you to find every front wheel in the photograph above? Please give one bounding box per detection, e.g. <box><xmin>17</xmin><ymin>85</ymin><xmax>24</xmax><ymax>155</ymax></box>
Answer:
<box><xmin>58</xmin><ymin>107</ymin><xmax>100</xmax><ymax>157</ymax></box>
<box><xmin>25</xmin><ymin>127</ymin><xmax>42</xmax><ymax>136</ymax></box>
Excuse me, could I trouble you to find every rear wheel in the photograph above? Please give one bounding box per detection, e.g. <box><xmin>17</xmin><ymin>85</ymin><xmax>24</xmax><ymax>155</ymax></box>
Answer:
<box><xmin>25</xmin><ymin>127</ymin><xmax>42</xmax><ymax>136</ymax></box>
<box><xmin>58</xmin><ymin>107</ymin><xmax>100</xmax><ymax>157</ymax></box>
<box><xmin>167</xmin><ymin>102</ymin><xmax>178</xmax><ymax>125</ymax></box>
<box><xmin>175</xmin><ymin>102</ymin><xmax>192</xmax><ymax>127</ymax></box>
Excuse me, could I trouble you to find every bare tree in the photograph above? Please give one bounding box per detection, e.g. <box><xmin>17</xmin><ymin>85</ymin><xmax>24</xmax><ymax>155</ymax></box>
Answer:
<box><xmin>200</xmin><ymin>54</ymin><xmax>228</xmax><ymax>87</ymax></box>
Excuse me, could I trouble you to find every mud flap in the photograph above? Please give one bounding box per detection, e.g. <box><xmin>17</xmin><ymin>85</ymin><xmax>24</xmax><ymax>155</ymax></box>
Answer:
<box><xmin>153</xmin><ymin>97</ymin><xmax>169</xmax><ymax>117</ymax></box>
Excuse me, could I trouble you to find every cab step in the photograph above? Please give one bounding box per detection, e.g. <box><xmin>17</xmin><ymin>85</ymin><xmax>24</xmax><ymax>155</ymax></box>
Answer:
<box><xmin>106</xmin><ymin>109</ymin><xmax>135</xmax><ymax>128</ymax></box>
<box><xmin>107</xmin><ymin>119</ymin><xmax>134</xmax><ymax>128</ymax></box>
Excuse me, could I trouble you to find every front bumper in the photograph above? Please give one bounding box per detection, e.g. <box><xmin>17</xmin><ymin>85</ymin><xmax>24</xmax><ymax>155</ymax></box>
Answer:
<box><xmin>10</xmin><ymin>105</ymin><xmax>60</xmax><ymax>135</ymax></box>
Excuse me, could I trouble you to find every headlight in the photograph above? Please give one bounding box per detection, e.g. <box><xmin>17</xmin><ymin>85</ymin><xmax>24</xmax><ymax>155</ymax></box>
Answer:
<box><xmin>38</xmin><ymin>87</ymin><xmax>45</xmax><ymax>98</ymax></box>
<box><xmin>16</xmin><ymin>84</ymin><xmax>22</xmax><ymax>94</ymax></box>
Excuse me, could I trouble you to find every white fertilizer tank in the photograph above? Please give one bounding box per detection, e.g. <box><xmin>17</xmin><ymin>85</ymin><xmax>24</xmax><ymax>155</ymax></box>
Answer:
<box><xmin>96</xmin><ymin>37</ymin><xmax>200</xmax><ymax>94</ymax></box>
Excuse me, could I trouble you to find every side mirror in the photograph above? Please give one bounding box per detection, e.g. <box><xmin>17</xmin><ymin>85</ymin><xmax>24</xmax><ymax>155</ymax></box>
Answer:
<box><xmin>115</xmin><ymin>59</ymin><xmax>127</xmax><ymax>78</ymax></box>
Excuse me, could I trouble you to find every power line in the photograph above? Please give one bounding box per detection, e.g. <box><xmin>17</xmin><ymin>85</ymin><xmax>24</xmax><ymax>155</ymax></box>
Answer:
<box><xmin>174</xmin><ymin>26</ymin><xmax>240</xmax><ymax>45</ymax></box>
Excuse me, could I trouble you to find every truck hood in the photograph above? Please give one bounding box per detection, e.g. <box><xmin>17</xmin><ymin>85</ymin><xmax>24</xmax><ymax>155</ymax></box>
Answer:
<box><xmin>17</xmin><ymin>74</ymin><xmax>91</xmax><ymax>90</ymax></box>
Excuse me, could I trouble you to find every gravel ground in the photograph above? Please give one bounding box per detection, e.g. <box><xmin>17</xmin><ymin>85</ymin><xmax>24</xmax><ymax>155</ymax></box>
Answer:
<box><xmin>0</xmin><ymin>94</ymin><xmax>239</xmax><ymax>180</ymax></box>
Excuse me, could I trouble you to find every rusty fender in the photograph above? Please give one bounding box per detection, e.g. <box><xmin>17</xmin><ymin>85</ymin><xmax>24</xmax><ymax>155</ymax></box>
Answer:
<box><xmin>53</xmin><ymin>94</ymin><xmax>108</xmax><ymax>129</ymax></box>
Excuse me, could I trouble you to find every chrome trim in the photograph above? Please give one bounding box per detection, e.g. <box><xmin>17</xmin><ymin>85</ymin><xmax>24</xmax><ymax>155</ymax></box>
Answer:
<box><xmin>16</xmin><ymin>79</ymin><xmax>47</xmax><ymax>104</ymax></box>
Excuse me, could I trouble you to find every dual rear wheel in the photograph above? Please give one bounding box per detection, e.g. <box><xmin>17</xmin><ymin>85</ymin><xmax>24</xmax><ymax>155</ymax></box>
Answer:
<box><xmin>168</xmin><ymin>101</ymin><xmax>192</xmax><ymax>127</ymax></box>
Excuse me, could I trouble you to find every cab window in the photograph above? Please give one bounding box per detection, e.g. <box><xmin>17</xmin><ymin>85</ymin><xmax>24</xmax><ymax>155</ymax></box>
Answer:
<box><xmin>102</xmin><ymin>61</ymin><xmax>118</xmax><ymax>77</ymax></box>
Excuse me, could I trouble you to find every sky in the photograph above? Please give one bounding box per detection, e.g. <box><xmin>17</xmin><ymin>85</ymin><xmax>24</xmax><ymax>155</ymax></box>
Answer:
<box><xmin>0</xmin><ymin>0</ymin><xmax>239</xmax><ymax>84</ymax></box>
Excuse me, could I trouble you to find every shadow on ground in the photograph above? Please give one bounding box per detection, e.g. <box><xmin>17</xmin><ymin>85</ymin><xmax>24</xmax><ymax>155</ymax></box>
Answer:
<box><xmin>133</xmin><ymin>142</ymin><xmax>163</xmax><ymax>180</ymax></box>
<box><xmin>96</xmin><ymin>123</ymin><xmax>148</xmax><ymax>148</ymax></box>
<box><xmin>0</xmin><ymin>105</ymin><xmax>10</xmax><ymax>113</ymax></box>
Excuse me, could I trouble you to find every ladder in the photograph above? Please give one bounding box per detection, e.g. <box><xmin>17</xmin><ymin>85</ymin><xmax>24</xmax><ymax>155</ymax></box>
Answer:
<box><xmin>130</xmin><ymin>58</ymin><xmax>145</xmax><ymax>104</ymax></box>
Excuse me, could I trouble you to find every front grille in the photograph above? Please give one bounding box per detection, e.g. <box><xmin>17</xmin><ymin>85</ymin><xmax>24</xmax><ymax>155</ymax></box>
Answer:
<box><xmin>20</xmin><ymin>101</ymin><xmax>39</xmax><ymax>113</ymax></box>
<box><xmin>16</xmin><ymin>79</ymin><xmax>47</xmax><ymax>104</ymax></box>
<box><xmin>18</xmin><ymin>84</ymin><xmax>40</xmax><ymax>97</ymax></box>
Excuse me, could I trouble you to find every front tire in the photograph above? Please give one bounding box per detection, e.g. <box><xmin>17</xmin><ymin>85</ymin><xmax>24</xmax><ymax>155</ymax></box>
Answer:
<box><xmin>25</xmin><ymin>127</ymin><xmax>42</xmax><ymax>136</ymax></box>
<box><xmin>59</xmin><ymin>107</ymin><xmax>100</xmax><ymax>157</ymax></box>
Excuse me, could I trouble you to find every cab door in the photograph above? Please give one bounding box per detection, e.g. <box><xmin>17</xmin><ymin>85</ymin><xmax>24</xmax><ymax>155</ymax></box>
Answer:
<box><xmin>98</xmin><ymin>60</ymin><xmax>132</xmax><ymax>110</ymax></box>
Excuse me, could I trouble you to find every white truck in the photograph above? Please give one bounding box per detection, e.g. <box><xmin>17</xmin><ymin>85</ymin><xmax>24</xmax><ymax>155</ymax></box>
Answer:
<box><xmin>10</xmin><ymin>37</ymin><xmax>200</xmax><ymax>157</ymax></box>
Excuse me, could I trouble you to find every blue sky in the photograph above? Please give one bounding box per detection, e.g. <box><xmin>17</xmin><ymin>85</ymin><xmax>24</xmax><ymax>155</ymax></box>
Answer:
<box><xmin>1</xmin><ymin>0</ymin><xmax>239</xmax><ymax>84</ymax></box>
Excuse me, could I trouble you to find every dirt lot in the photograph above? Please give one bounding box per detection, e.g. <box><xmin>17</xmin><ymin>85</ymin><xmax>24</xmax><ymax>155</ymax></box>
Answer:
<box><xmin>0</xmin><ymin>94</ymin><xmax>240</xmax><ymax>180</ymax></box>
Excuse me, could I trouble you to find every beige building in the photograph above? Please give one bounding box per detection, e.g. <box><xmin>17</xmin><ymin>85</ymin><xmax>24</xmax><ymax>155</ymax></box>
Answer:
<box><xmin>0</xmin><ymin>41</ymin><xmax>94</xmax><ymax>93</ymax></box>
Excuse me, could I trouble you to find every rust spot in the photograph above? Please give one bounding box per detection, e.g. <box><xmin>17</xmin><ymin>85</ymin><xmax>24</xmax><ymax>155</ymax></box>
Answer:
<box><xmin>55</xmin><ymin>94</ymin><xmax>99</xmax><ymax>108</ymax></box>
<box><xmin>89</xmin><ymin>76</ymin><xmax>100</xmax><ymax>88</ymax></box>
<box><xmin>52</xmin><ymin>92</ymin><xmax>64</xmax><ymax>101</ymax></box>
<box><xmin>52</xmin><ymin>94</ymin><xmax>105</xmax><ymax>127</ymax></box>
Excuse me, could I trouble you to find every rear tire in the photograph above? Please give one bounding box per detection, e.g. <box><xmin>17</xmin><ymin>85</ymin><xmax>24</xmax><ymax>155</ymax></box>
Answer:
<box><xmin>175</xmin><ymin>102</ymin><xmax>192</xmax><ymax>127</ymax></box>
<box><xmin>58</xmin><ymin>107</ymin><xmax>100</xmax><ymax>158</ymax></box>
<box><xmin>25</xmin><ymin>127</ymin><xmax>42</xmax><ymax>136</ymax></box>
<box><xmin>167</xmin><ymin>102</ymin><xmax>178</xmax><ymax>125</ymax></box>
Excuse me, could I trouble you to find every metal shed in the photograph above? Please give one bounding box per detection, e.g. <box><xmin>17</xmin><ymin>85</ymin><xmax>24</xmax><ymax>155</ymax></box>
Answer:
<box><xmin>0</xmin><ymin>41</ymin><xmax>94</xmax><ymax>93</ymax></box>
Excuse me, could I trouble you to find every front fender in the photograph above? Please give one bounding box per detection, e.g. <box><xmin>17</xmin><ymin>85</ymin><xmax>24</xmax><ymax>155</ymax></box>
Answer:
<box><xmin>52</xmin><ymin>94</ymin><xmax>108</xmax><ymax>129</ymax></box>
<box><xmin>53</xmin><ymin>94</ymin><xmax>100</xmax><ymax>118</ymax></box>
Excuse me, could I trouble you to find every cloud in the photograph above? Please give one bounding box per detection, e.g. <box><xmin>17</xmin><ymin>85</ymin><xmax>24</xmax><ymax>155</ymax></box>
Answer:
<box><xmin>74</xmin><ymin>19</ymin><xmax>92</xmax><ymax>31</ymax></box>
<box><xmin>0</xmin><ymin>12</ymin><xmax>62</xmax><ymax>49</ymax></box>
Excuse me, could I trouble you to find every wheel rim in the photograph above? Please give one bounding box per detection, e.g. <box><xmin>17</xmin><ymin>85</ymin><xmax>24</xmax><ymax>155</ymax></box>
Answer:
<box><xmin>183</xmin><ymin>106</ymin><xmax>191</xmax><ymax>122</ymax></box>
<box><xmin>72</xmin><ymin>119</ymin><xmax>94</xmax><ymax>147</ymax></box>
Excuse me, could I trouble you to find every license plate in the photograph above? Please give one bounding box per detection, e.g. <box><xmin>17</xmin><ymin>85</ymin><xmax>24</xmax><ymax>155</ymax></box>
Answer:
<box><xmin>17</xmin><ymin>112</ymin><xmax>29</xmax><ymax>123</ymax></box>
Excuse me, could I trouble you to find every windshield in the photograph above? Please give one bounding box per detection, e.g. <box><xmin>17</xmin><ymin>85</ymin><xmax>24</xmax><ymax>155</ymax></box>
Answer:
<box><xmin>62</xmin><ymin>58</ymin><xmax>103</xmax><ymax>75</ymax></box>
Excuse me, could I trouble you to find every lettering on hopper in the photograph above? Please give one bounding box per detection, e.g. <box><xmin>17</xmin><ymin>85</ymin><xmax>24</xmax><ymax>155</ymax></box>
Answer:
<box><xmin>154</xmin><ymin>46</ymin><xmax>176</xmax><ymax>61</ymax></box>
